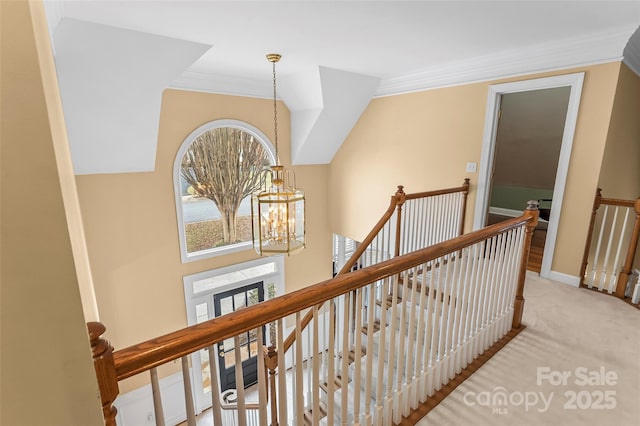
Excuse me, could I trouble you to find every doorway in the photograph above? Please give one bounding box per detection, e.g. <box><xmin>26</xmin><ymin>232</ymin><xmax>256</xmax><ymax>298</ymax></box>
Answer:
<box><xmin>473</xmin><ymin>73</ymin><xmax>584</xmax><ymax>279</ymax></box>
<box><xmin>486</xmin><ymin>87</ymin><xmax>571</xmax><ymax>271</ymax></box>
<box><xmin>214</xmin><ymin>281</ymin><xmax>265</xmax><ymax>392</ymax></box>
<box><xmin>183</xmin><ymin>256</ymin><xmax>284</xmax><ymax>413</ymax></box>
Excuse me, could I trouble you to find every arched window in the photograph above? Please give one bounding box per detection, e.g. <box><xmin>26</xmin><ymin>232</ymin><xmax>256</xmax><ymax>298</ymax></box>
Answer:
<box><xmin>174</xmin><ymin>120</ymin><xmax>276</xmax><ymax>262</ymax></box>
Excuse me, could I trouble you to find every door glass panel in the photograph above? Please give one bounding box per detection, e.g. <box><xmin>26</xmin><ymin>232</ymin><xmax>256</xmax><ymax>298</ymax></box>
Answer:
<box><xmin>214</xmin><ymin>281</ymin><xmax>265</xmax><ymax>391</ymax></box>
<box><xmin>219</xmin><ymin>296</ymin><xmax>233</xmax><ymax>316</ymax></box>
<box><xmin>234</xmin><ymin>293</ymin><xmax>246</xmax><ymax>310</ymax></box>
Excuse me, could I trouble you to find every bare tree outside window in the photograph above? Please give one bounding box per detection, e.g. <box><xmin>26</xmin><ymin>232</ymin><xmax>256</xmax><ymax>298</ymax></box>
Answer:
<box><xmin>180</xmin><ymin>127</ymin><xmax>271</xmax><ymax>248</ymax></box>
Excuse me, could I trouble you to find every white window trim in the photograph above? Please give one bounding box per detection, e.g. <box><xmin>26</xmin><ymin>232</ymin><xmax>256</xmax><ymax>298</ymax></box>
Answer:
<box><xmin>173</xmin><ymin>119</ymin><xmax>276</xmax><ymax>263</ymax></box>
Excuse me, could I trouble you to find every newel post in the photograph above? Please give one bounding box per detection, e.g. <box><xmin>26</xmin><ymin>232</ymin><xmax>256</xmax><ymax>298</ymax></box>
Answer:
<box><xmin>512</xmin><ymin>201</ymin><xmax>539</xmax><ymax>329</ymax></box>
<box><xmin>394</xmin><ymin>185</ymin><xmax>406</xmax><ymax>258</ymax></box>
<box><xmin>459</xmin><ymin>178</ymin><xmax>471</xmax><ymax>236</ymax></box>
<box><xmin>87</xmin><ymin>322</ymin><xmax>119</xmax><ymax>426</ymax></box>
<box><xmin>264</xmin><ymin>346</ymin><xmax>279</xmax><ymax>426</ymax></box>
<box><xmin>579</xmin><ymin>188</ymin><xmax>602</xmax><ymax>285</ymax></box>
<box><xmin>615</xmin><ymin>197</ymin><xmax>640</xmax><ymax>298</ymax></box>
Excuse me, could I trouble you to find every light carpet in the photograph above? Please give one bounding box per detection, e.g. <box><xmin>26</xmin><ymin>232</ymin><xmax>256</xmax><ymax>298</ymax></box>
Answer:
<box><xmin>416</xmin><ymin>271</ymin><xmax>640</xmax><ymax>426</ymax></box>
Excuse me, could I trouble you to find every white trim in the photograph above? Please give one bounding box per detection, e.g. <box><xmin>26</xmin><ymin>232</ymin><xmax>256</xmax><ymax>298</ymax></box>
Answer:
<box><xmin>473</xmin><ymin>73</ymin><xmax>585</xmax><ymax>281</ymax></box>
<box><xmin>173</xmin><ymin>119</ymin><xmax>276</xmax><ymax>263</ymax></box>
<box><xmin>182</xmin><ymin>256</ymin><xmax>285</xmax><ymax>413</ymax></box>
<box><xmin>488</xmin><ymin>207</ymin><xmax>522</xmax><ymax>218</ymax></box>
<box><xmin>170</xmin><ymin>71</ymin><xmax>273</xmax><ymax>99</ymax></box>
<box><xmin>168</xmin><ymin>26</ymin><xmax>635</xmax><ymax>100</ymax></box>
<box><xmin>547</xmin><ymin>271</ymin><xmax>581</xmax><ymax>288</ymax></box>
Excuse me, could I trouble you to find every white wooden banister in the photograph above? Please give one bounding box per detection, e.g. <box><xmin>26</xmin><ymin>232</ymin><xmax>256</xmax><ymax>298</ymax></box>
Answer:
<box><xmin>581</xmin><ymin>189</ymin><xmax>640</xmax><ymax>300</ymax></box>
<box><xmin>89</xmin><ymin>182</ymin><xmax>542</xmax><ymax>426</ymax></box>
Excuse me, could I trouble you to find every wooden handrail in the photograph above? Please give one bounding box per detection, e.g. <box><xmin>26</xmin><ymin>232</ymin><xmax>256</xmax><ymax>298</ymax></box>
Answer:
<box><xmin>339</xmin><ymin>186</ymin><xmax>405</xmax><ymax>275</ymax></box>
<box><xmin>283</xmin><ymin>179</ymin><xmax>469</xmax><ymax>353</ymax></box>
<box><xmin>599</xmin><ymin>197</ymin><xmax>636</xmax><ymax>208</ymax></box>
<box><xmin>112</xmin><ymin>211</ymin><xmax>534</xmax><ymax>381</ymax></box>
<box><xmin>403</xmin><ymin>178</ymin><xmax>470</xmax><ymax>201</ymax></box>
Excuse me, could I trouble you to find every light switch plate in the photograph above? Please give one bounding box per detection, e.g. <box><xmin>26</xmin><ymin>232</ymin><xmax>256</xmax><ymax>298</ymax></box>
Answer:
<box><xmin>466</xmin><ymin>162</ymin><xmax>477</xmax><ymax>173</ymax></box>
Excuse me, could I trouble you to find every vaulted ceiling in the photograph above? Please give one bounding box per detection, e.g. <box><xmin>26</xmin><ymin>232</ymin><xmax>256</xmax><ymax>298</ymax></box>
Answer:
<box><xmin>43</xmin><ymin>1</ymin><xmax>640</xmax><ymax>174</ymax></box>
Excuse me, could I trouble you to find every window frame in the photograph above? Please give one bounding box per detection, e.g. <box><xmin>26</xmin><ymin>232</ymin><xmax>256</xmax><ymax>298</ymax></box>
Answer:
<box><xmin>173</xmin><ymin>119</ymin><xmax>276</xmax><ymax>263</ymax></box>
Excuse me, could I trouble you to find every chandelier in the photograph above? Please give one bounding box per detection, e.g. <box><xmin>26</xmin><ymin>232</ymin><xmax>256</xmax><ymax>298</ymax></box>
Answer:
<box><xmin>251</xmin><ymin>53</ymin><xmax>305</xmax><ymax>256</ymax></box>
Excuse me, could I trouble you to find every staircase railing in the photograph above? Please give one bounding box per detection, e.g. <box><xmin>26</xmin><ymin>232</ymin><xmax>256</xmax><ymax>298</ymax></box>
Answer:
<box><xmin>285</xmin><ymin>179</ymin><xmax>470</xmax><ymax>358</ymax></box>
<box><xmin>580</xmin><ymin>188</ymin><xmax>640</xmax><ymax>301</ymax></box>
<box><xmin>89</xmin><ymin>199</ymin><xmax>538</xmax><ymax>426</ymax></box>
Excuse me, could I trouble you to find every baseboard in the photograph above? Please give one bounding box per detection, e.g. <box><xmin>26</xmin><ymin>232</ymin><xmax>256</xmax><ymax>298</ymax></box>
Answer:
<box><xmin>547</xmin><ymin>271</ymin><xmax>580</xmax><ymax>287</ymax></box>
<box><xmin>488</xmin><ymin>207</ymin><xmax>522</xmax><ymax>218</ymax></box>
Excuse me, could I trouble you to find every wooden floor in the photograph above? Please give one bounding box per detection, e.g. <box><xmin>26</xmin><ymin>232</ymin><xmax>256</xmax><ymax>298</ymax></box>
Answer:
<box><xmin>487</xmin><ymin>214</ymin><xmax>545</xmax><ymax>273</ymax></box>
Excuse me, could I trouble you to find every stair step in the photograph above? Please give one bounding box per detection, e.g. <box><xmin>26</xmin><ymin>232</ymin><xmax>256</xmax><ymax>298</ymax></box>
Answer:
<box><xmin>361</xmin><ymin>320</ymin><xmax>381</xmax><ymax>335</ymax></box>
<box><xmin>320</xmin><ymin>375</ymin><xmax>345</xmax><ymax>393</ymax></box>
<box><xmin>303</xmin><ymin>401</ymin><xmax>328</xmax><ymax>426</ymax></box>
<box><xmin>375</xmin><ymin>293</ymin><xmax>402</xmax><ymax>309</ymax></box>
<box><xmin>347</xmin><ymin>345</ymin><xmax>366</xmax><ymax>363</ymax></box>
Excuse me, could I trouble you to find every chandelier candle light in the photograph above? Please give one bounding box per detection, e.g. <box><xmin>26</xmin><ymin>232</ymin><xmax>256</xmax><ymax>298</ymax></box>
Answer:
<box><xmin>251</xmin><ymin>53</ymin><xmax>306</xmax><ymax>255</ymax></box>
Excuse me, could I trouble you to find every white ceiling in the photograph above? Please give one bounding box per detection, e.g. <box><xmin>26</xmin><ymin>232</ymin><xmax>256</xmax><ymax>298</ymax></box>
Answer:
<box><xmin>44</xmin><ymin>1</ymin><xmax>640</xmax><ymax>172</ymax></box>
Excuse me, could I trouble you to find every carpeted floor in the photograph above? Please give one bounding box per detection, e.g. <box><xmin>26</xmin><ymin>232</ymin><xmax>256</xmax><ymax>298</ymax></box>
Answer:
<box><xmin>416</xmin><ymin>271</ymin><xmax>640</xmax><ymax>426</ymax></box>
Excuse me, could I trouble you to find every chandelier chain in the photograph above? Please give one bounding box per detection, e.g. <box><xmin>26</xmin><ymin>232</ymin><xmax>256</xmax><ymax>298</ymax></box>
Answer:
<box><xmin>272</xmin><ymin>59</ymin><xmax>278</xmax><ymax>161</ymax></box>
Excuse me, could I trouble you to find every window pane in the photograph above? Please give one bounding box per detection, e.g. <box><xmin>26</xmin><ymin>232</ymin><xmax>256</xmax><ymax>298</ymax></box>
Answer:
<box><xmin>219</xmin><ymin>296</ymin><xmax>234</xmax><ymax>316</ymax></box>
<box><xmin>193</xmin><ymin>262</ymin><xmax>276</xmax><ymax>294</ymax></box>
<box><xmin>195</xmin><ymin>302</ymin><xmax>208</xmax><ymax>324</ymax></box>
<box><xmin>179</xmin><ymin>127</ymin><xmax>271</xmax><ymax>255</ymax></box>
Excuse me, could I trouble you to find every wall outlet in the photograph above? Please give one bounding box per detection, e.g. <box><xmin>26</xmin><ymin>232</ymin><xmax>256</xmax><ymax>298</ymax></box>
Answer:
<box><xmin>466</xmin><ymin>162</ymin><xmax>477</xmax><ymax>173</ymax></box>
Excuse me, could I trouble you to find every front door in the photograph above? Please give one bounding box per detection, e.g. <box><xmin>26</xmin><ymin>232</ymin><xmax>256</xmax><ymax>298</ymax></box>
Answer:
<box><xmin>213</xmin><ymin>281</ymin><xmax>265</xmax><ymax>391</ymax></box>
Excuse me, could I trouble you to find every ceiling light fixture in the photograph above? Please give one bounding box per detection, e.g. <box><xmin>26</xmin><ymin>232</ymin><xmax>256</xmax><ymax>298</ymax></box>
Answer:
<box><xmin>252</xmin><ymin>53</ymin><xmax>305</xmax><ymax>256</ymax></box>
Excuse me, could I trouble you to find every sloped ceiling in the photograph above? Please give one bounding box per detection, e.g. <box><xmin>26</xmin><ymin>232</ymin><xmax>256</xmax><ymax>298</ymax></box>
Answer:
<box><xmin>53</xmin><ymin>19</ymin><xmax>210</xmax><ymax>174</ymax></box>
<box><xmin>44</xmin><ymin>1</ymin><xmax>640</xmax><ymax>174</ymax></box>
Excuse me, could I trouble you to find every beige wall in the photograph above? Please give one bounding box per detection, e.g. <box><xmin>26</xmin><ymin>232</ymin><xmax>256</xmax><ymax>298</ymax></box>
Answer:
<box><xmin>329</xmin><ymin>62</ymin><xmax>622</xmax><ymax>277</ymax></box>
<box><xmin>76</xmin><ymin>89</ymin><xmax>331</xmax><ymax>390</ymax></box>
<box><xmin>598</xmin><ymin>63</ymin><xmax>640</xmax><ymax>200</ymax></box>
<box><xmin>0</xmin><ymin>1</ymin><xmax>103</xmax><ymax>424</ymax></box>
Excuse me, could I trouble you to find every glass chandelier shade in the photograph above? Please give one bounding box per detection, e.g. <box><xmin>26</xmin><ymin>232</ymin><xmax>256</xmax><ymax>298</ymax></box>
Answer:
<box><xmin>252</xmin><ymin>54</ymin><xmax>306</xmax><ymax>256</ymax></box>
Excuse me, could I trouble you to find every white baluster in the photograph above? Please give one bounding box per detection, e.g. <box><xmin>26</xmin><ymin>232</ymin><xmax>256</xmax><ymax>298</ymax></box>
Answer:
<box><xmin>590</xmin><ymin>206</ymin><xmax>609</xmax><ymax>287</ymax></box>
<box><xmin>257</xmin><ymin>327</ymin><xmax>268</xmax><ymax>426</ymax></box>
<box><xmin>233</xmin><ymin>335</ymin><xmax>246</xmax><ymax>426</ymax></box>
<box><xmin>341</xmin><ymin>291</ymin><xmax>351</xmax><ymax>425</ymax></box>
<box><xmin>207</xmin><ymin>344</ymin><xmax>223</xmax><ymax>426</ymax></box>
<box><xmin>599</xmin><ymin>207</ymin><xmax>619</xmax><ymax>291</ymax></box>
<box><xmin>277</xmin><ymin>319</ymin><xmax>287</xmax><ymax>426</ymax></box>
<box><xmin>150</xmin><ymin>368</ymin><xmax>166</xmax><ymax>426</ymax></box>
<box><xmin>294</xmin><ymin>312</ymin><xmax>304</xmax><ymax>425</ymax></box>
<box><xmin>353</xmin><ymin>288</ymin><xmax>363</xmax><ymax>425</ymax></box>
<box><xmin>363</xmin><ymin>282</ymin><xmax>376</xmax><ymax>425</ymax></box>
<box><xmin>181</xmin><ymin>356</ymin><xmax>196</xmax><ymax>426</ymax></box>
<box><xmin>327</xmin><ymin>299</ymin><xmax>336</xmax><ymax>425</ymax></box>
<box><xmin>312</xmin><ymin>306</ymin><xmax>320</xmax><ymax>426</ymax></box>
<box><xmin>609</xmin><ymin>208</ymin><xmax>630</xmax><ymax>293</ymax></box>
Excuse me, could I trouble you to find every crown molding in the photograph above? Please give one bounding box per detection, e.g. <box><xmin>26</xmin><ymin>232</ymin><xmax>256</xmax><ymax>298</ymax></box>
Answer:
<box><xmin>170</xmin><ymin>25</ymin><xmax>638</xmax><ymax>99</ymax></box>
<box><xmin>169</xmin><ymin>70</ymin><xmax>272</xmax><ymax>99</ymax></box>
<box><xmin>375</xmin><ymin>25</ymin><xmax>637</xmax><ymax>97</ymax></box>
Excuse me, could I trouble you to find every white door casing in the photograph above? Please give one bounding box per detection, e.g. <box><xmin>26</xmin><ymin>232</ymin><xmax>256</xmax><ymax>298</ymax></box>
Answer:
<box><xmin>473</xmin><ymin>73</ymin><xmax>585</xmax><ymax>279</ymax></box>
